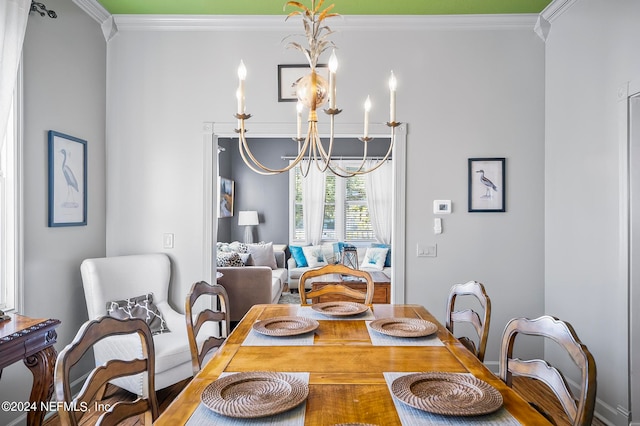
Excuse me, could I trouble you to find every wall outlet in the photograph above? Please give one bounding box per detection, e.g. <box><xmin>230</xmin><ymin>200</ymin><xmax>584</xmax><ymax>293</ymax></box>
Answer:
<box><xmin>417</xmin><ymin>243</ymin><xmax>437</xmax><ymax>257</ymax></box>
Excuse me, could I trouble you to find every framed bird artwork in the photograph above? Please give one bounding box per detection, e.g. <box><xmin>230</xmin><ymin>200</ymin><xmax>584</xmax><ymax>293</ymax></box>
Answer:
<box><xmin>48</xmin><ymin>131</ymin><xmax>87</xmax><ymax>226</ymax></box>
<box><xmin>468</xmin><ymin>157</ymin><xmax>505</xmax><ymax>212</ymax></box>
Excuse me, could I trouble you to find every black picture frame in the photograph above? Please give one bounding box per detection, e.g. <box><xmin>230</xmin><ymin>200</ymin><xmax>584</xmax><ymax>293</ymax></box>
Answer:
<box><xmin>48</xmin><ymin>130</ymin><xmax>87</xmax><ymax>226</ymax></box>
<box><xmin>468</xmin><ymin>157</ymin><xmax>505</xmax><ymax>212</ymax></box>
<box><xmin>277</xmin><ymin>64</ymin><xmax>328</xmax><ymax>102</ymax></box>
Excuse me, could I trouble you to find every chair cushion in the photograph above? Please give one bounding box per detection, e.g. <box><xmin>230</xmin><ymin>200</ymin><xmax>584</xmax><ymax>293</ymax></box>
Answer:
<box><xmin>106</xmin><ymin>293</ymin><xmax>170</xmax><ymax>335</ymax></box>
<box><xmin>152</xmin><ymin>328</ymin><xmax>192</xmax><ymax>375</ymax></box>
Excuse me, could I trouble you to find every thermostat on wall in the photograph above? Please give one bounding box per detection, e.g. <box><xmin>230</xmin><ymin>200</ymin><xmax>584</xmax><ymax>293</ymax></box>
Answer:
<box><xmin>433</xmin><ymin>200</ymin><xmax>451</xmax><ymax>214</ymax></box>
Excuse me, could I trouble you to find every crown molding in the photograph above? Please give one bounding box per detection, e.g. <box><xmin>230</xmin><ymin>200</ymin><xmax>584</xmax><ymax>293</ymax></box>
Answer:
<box><xmin>110</xmin><ymin>13</ymin><xmax>538</xmax><ymax>33</ymax></box>
<box><xmin>534</xmin><ymin>0</ymin><xmax>579</xmax><ymax>41</ymax></box>
<box><xmin>539</xmin><ymin>0</ymin><xmax>579</xmax><ymax>23</ymax></box>
<box><xmin>72</xmin><ymin>0</ymin><xmax>110</xmax><ymax>23</ymax></box>
<box><xmin>72</xmin><ymin>0</ymin><xmax>118</xmax><ymax>41</ymax></box>
<box><xmin>72</xmin><ymin>0</ymin><xmax>539</xmax><ymax>39</ymax></box>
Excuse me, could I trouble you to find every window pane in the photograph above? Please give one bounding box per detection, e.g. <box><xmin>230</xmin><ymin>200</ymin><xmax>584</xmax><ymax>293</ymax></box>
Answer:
<box><xmin>345</xmin><ymin>202</ymin><xmax>374</xmax><ymax>240</ymax></box>
<box><xmin>294</xmin><ymin>168</ymin><xmax>303</xmax><ymax>202</ymax></box>
<box><xmin>1</xmin><ymin>91</ymin><xmax>16</xmax><ymax>311</ymax></box>
<box><xmin>294</xmin><ymin>203</ymin><xmax>304</xmax><ymax>240</ymax></box>
<box><xmin>323</xmin><ymin>204</ymin><xmax>335</xmax><ymax>240</ymax></box>
<box><xmin>325</xmin><ymin>175</ymin><xmax>335</xmax><ymax>202</ymax></box>
<box><xmin>346</xmin><ymin>175</ymin><xmax>366</xmax><ymax>201</ymax></box>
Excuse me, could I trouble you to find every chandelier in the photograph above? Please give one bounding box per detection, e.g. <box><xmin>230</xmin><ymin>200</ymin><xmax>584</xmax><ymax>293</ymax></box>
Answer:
<box><xmin>234</xmin><ymin>0</ymin><xmax>400</xmax><ymax>178</ymax></box>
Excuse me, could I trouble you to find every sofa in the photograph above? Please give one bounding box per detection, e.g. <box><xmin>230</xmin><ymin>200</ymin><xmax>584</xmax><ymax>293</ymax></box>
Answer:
<box><xmin>216</xmin><ymin>242</ymin><xmax>287</xmax><ymax>322</ymax></box>
<box><xmin>288</xmin><ymin>242</ymin><xmax>392</xmax><ymax>290</ymax></box>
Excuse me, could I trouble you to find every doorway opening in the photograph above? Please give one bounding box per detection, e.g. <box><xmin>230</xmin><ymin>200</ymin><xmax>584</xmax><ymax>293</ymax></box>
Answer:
<box><xmin>203</xmin><ymin>121</ymin><xmax>407</xmax><ymax>303</ymax></box>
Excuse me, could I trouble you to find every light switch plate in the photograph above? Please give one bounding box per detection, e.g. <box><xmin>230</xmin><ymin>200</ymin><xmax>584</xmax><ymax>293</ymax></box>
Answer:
<box><xmin>163</xmin><ymin>233</ymin><xmax>174</xmax><ymax>249</ymax></box>
<box><xmin>417</xmin><ymin>244</ymin><xmax>437</xmax><ymax>257</ymax></box>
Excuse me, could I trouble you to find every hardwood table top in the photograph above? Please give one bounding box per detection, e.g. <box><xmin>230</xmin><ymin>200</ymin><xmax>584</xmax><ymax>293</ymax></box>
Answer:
<box><xmin>156</xmin><ymin>304</ymin><xmax>551</xmax><ymax>425</ymax></box>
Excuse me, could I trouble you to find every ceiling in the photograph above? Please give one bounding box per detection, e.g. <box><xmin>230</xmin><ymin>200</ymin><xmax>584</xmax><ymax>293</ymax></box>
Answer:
<box><xmin>95</xmin><ymin>0</ymin><xmax>553</xmax><ymax>16</ymax></box>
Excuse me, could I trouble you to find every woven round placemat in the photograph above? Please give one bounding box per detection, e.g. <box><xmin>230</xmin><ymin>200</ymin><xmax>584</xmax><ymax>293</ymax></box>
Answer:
<box><xmin>311</xmin><ymin>302</ymin><xmax>369</xmax><ymax>316</ymax></box>
<box><xmin>201</xmin><ymin>372</ymin><xmax>309</xmax><ymax>418</ymax></box>
<box><xmin>391</xmin><ymin>372</ymin><xmax>503</xmax><ymax>416</ymax></box>
<box><xmin>252</xmin><ymin>316</ymin><xmax>319</xmax><ymax>336</ymax></box>
<box><xmin>369</xmin><ymin>318</ymin><xmax>438</xmax><ymax>337</ymax></box>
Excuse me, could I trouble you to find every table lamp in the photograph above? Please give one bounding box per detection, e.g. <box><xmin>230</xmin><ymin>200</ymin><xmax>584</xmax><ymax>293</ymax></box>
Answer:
<box><xmin>238</xmin><ymin>210</ymin><xmax>259</xmax><ymax>243</ymax></box>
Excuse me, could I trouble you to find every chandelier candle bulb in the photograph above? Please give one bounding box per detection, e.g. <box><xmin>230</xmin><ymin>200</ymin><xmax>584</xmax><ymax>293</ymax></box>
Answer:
<box><xmin>329</xmin><ymin>50</ymin><xmax>338</xmax><ymax>109</ymax></box>
<box><xmin>389</xmin><ymin>71</ymin><xmax>397</xmax><ymax>123</ymax></box>
<box><xmin>237</xmin><ymin>60</ymin><xmax>247</xmax><ymax>114</ymax></box>
<box><xmin>364</xmin><ymin>96</ymin><xmax>371</xmax><ymax>138</ymax></box>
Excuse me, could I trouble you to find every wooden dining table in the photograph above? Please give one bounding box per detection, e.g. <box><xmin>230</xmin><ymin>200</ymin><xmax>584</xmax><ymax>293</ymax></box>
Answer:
<box><xmin>156</xmin><ymin>303</ymin><xmax>551</xmax><ymax>425</ymax></box>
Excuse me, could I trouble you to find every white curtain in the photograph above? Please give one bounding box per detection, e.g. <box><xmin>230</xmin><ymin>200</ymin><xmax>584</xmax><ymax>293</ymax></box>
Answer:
<box><xmin>0</xmin><ymin>0</ymin><xmax>30</xmax><ymax>148</ymax></box>
<box><xmin>302</xmin><ymin>162</ymin><xmax>326</xmax><ymax>245</ymax></box>
<box><xmin>365</xmin><ymin>160</ymin><xmax>392</xmax><ymax>244</ymax></box>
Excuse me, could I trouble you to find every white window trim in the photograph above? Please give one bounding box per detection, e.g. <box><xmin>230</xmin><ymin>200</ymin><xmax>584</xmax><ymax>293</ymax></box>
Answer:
<box><xmin>1</xmin><ymin>65</ymin><xmax>24</xmax><ymax>313</ymax></box>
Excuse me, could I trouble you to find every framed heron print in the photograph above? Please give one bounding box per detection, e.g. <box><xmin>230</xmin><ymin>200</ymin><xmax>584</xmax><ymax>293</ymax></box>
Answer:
<box><xmin>468</xmin><ymin>157</ymin><xmax>505</xmax><ymax>212</ymax></box>
<box><xmin>48</xmin><ymin>131</ymin><xmax>87</xmax><ymax>226</ymax></box>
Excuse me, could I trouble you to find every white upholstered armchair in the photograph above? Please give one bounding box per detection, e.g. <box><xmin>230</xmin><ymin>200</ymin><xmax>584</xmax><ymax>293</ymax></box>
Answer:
<box><xmin>80</xmin><ymin>253</ymin><xmax>193</xmax><ymax>396</ymax></box>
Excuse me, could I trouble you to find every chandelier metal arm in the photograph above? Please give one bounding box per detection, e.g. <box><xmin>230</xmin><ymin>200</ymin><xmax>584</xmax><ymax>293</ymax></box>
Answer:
<box><xmin>235</xmin><ymin>114</ymin><xmax>312</xmax><ymax>175</ymax></box>
<box><xmin>321</xmin><ymin>123</ymin><xmax>399</xmax><ymax>176</ymax></box>
<box><xmin>311</xmin><ymin>116</ymin><xmax>335</xmax><ymax>174</ymax></box>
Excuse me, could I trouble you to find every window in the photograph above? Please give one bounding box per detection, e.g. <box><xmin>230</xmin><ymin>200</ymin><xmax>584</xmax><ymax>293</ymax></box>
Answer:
<box><xmin>1</xmin><ymin>73</ymin><xmax>22</xmax><ymax>312</ymax></box>
<box><xmin>290</xmin><ymin>162</ymin><xmax>375</xmax><ymax>243</ymax></box>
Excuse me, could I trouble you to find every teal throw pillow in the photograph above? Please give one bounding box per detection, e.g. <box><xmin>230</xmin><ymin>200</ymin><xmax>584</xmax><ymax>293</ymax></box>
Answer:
<box><xmin>290</xmin><ymin>245</ymin><xmax>308</xmax><ymax>267</ymax></box>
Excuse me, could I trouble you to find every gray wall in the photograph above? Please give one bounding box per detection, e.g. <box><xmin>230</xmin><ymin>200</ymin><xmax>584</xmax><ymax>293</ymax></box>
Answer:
<box><xmin>217</xmin><ymin>136</ymin><xmax>390</xmax><ymax>244</ymax></box>
<box><xmin>104</xmin><ymin>13</ymin><xmax>545</xmax><ymax>385</ymax></box>
<box><xmin>0</xmin><ymin>0</ymin><xmax>107</xmax><ymax>424</ymax></box>
<box><xmin>7</xmin><ymin>3</ymin><xmax>636</xmax><ymax>425</ymax></box>
<box><xmin>544</xmin><ymin>0</ymin><xmax>640</xmax><ymax>424</ymax></box>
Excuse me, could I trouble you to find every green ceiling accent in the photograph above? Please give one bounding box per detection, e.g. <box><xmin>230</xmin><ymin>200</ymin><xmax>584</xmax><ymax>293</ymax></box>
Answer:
<box><xmin>96</xmin><ymin>0</ymin><xmax>552</xmax><ymax>16</ymax></box>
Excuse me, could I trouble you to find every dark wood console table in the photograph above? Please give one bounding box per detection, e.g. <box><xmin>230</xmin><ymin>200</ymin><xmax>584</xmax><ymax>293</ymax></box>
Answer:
<box><xmin>0</xmin><ymin>313</ymin><xmax>61</xmax><ymax>426</ymax></box>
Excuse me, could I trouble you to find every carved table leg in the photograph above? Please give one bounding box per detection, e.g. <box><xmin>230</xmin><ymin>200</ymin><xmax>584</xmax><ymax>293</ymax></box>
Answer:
<box><xmin>24</xmin><ymin>345</ymin><xmax>57</xmax><ymax>426</ymax></box>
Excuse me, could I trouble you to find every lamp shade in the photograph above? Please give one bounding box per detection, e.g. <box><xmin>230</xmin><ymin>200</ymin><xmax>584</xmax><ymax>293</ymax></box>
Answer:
<box><xmin>238</xmin><ymin>211</ymin><xmax>259</xmax><ymax>226</ymax></box>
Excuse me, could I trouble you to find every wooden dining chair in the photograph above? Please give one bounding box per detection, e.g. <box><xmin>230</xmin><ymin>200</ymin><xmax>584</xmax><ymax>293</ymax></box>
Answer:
<box><xmin>299</xmin><ymin>263</ymin><xmax>375</xmax><ymax>305</ymax></box>
<box><xmin>499</xmin><ymin>315</ymin><xmax>597</xmax><ymax>426</ymax></box>
<box><xmin>54</xmin><ymin>316</ymin><xmax>159</xmax><ymax>426</ymax></box>
<box><xmin>185</xmin><ymin>280</ymin><xmax>230</xmax><ymax>374</ymax></box>
<box><xmin>445</xmin><ymin>280</ymin><xmax>491</xmax><ymax>362</ymax></box>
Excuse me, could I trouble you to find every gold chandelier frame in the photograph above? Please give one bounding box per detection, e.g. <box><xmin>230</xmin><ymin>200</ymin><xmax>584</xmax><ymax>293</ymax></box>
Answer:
<box><xmin>233</xmin><ymin>0</ymin><xmax>401</xmax><ymax>178</ymax></box>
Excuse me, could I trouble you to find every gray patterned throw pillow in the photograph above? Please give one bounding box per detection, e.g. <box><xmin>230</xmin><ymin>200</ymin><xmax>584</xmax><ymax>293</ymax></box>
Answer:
<box><xmin>106</xmin><ymin>293</ymin><xmax>170</xmax><ymax>335</ymax></box>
